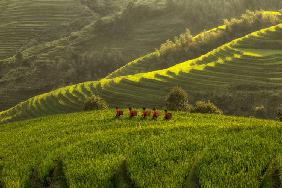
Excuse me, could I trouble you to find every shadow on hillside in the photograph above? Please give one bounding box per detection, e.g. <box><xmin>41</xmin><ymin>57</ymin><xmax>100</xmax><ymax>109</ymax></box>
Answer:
<box><xmin>259</xmin><ymin>158</ymin><xmax>281</xmax><ymax>188</ymax></box>
<box><xmin>109</xmin><ymin>160</ymin><xmax>137</xmax><ymax>188</ymax></box>
<box><xmin>183</xmin><ymin>157</ymin><xmax>201</xmax><ymax>188</ymax></box>
<box><xmin>30</xmin><ymin>160</ymin><xmax>68</xmax><ymax>188</ymax></box>
<box><xmin>0</xmin><ymin>165</ymin><xmax>3</xmax><ymax>188</ymax></box>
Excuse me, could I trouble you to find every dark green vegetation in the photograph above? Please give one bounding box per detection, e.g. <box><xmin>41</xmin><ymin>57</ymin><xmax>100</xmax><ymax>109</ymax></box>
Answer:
<box><xmin>192</xmin><ymin>101</ymin><xmax>223</xmax><ymax>115</ymax></box>
<box><xmin>1</xmin><ymin>23</ymin><xmax>282</xmax><ymax>123</ymax></box>
<box><xmin>84</xmin><ymin>95</ymin><xmax>108</xmax><ymax>111</ymax></box>
<box><xmin>260</xmin><ymin>158</ymin><xmax>281</xmax><ymax>188</ymax></box>
<box><xmin>1</xmin><ymin>0</ymin><xmax>282</xmax><ymax>111</ymax></box>
<box><xmin>29</xmin><ymin>160</ymin><xmax>68</xmax><ymax>188</ymax></box>
<box><xmin>165</xmin><ymin>86</ymin><xmax>190</xmax><ymax>111</ymax></box>
<box><xmin>0</xmin><ymin>110</ymin><xmax>282</xmax><ymax>187</ymax></box>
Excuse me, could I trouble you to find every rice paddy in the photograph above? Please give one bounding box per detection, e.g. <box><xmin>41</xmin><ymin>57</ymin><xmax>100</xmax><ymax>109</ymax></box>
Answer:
<box><xmin>1</xmin><ymin>23</ymin><xmax>282</xmax><ymax>123</ymax></box>
<box><xmin>0</xmin><ymin>110</ymin><xmax>282</xmax><ymax>187</ymax></box>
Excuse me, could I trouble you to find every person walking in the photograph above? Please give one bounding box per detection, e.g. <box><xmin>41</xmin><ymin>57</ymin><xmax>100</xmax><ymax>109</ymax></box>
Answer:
<box><xmin>129</xmin><ymin>107</ymin><xmax>138</xmax><ymax>118</ymax></box>
<box><xmin>164</xmin><ymin>109</ymin><xmax>172</xmax><ymax>120</ymax></box>
<box><xmin>142</xmin><ymin>107</ymin><xmax>151</xmax><ymax>119</ymax></box>
<box><xmin>152</xmin><ymin>108</ymin><xmax>160</xmax><ymax>120</ymax></box>
<box><xmin>115</xmin><ymin>107</ymin><xmax>123</xmax><ymax>118</ymax></box>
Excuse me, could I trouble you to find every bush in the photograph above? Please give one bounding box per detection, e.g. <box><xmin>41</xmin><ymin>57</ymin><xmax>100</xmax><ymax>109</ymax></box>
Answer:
<box><xmin>254</xmin><ymin>105</ymin><xmax>267</xmax><ymax>118</ymax></box>
<box><xmin>165</xmin><ymin>86</ymin><xmax>190</xmax><ymax>111</ymax></box>
<box><xmin>84</xmin><ymin>95</ymin><xmax>108</xmax><ymax>111</ymax></box>
<box><xmin>276</xmin><ymin>106</ymin><xmax>282</xmax><ymax>121</ymax></box>
<box><xmin>193</xmin><ymin>100</ymin><xmax>223</xmax><ymax>114</ymax></box>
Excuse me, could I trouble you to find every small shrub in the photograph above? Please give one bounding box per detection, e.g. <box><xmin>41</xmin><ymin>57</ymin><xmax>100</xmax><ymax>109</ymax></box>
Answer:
<box><xmin>165</xmin><ymin>86</ymin><xmax>190</xmax><ymax>111</ymax></box>
<box><xmin>254</xmin><ymin>105</ymin><xmax>267</xmax><ymax>118</ymax></box>
<box><xmin>183</xmin><ymin>104</ymin><xmax>193</xmax><ymax>113</ymax></box>
<box><xmin>84</xmin><ymin>95</ymin><xmax>108</xmax><ymax>111</ymax></box>
<box><xmin>193</xmin><ymin>100</ymin><xmax>223</xmax><ymax>114</ymax></box>
<box><xmin>276</xmin><ymin>106</ymin><xmax>282</xmax><ymax>121</ymax></box>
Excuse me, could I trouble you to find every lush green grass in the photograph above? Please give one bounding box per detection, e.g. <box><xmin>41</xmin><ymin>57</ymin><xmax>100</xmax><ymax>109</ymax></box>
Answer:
<box><xmin>1</xmin><ymin>23</ymin><xmax>282</xmax><ymax>123</ymax></box>
<box><xmin>0</xmin><ymin>110</ymin><xmax>281</xmax><ymax>187</ymax></box>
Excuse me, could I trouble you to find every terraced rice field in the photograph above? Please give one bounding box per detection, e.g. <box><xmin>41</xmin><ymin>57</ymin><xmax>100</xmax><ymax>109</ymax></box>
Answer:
<box><xmin>107</xmin><ymin>11</ymin><xmax>282</xmax><ymax>79</ymax></box>
<box><xmin>0</xmin><ymin>0</ymin><xmax>173</xmax><ymax>65</ymax></box>
<box><xmin>0</xmin><ymin>0</ymin><xmax>92</xmax><ymax>59</ymax></box>
<box><xmin>0</xmin><ymin>0</ymin><xmax>184</xmax><ymax>66</ymax></box>
<box><xmin>106</xmin><ymin>24</ymin><xmax>228</xmax><ymax>79</ymax></box>
<box><xmin>0</xmin><ymin>110</ymin><xmax>282</xmax><ymax>187</ymax></box>
<box><xmin>1</xmin><ymin>24</ymin><xmax>282</xmax><ymax>123</ymax></box>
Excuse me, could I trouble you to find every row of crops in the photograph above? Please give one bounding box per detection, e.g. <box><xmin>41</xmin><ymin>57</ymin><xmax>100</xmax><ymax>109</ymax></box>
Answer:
<box><xmin>106</xmin><ymin>11</ymin><xmax>282</xmax><ymax>79</ymax></box>
<box><xmin>0</xmin><ymin>0</ymin><xmax>174</xmax><ymax>65</ymax></box>
<box><xmin>0</xmin><ymin>0</ymin><xmax>92</xmax><ymax>59</ymax></box>
<box><xmin>0</xmin><ymin>110</ymin><xmax>281</xmax><ymax>187</ymax></box>
<box><xmin>106</xmin><ymin>24</ymin><xmax>228</xmax><ymax>79</ymax></box>
<box><xmin>1</xmin><ymin>23</ymin><xmax>282</xmax><ymax>123</ymax></box>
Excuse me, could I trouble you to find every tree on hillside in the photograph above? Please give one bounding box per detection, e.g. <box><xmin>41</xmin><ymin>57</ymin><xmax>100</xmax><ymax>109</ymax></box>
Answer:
<box><xmin>276</xmin><ymin>106</ymin><xmax>282</xmax><ymax>121</ymax></box>
<box><xmin>193</xmin><ymin>100</ymin><xmax>223</xmax><ymax>115</ymax></box>
<box><xmin>84</xmin><ymin>95</ymin><xmax>108</xmax><ymax>111</ymax></box>
<box><xmin>254</xmin><ymin>105</ymin><xmax>267</xmax><ymax>118</ymax></box>
<box><xmin>166</xmin><ymin>86</ymin><xmax>191</xmax><ymax>111</ymax></box>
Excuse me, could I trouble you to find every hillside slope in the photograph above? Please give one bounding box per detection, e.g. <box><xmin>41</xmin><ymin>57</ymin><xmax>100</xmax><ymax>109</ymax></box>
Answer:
<box><xmin>1</xmin><ymin>24</ymin><xmax>282</xmax><ymax>123</ymax></box>
<box><xmin>0</xmin><ymin>0</ymin><xmax>94</xmax><ymax>60</ymax></box>
<box><xmin>0</xmin><ymin>1</ymin><xmax>187</xmax><ymax>111</ymax></box>
<box><xmin>1</xmin><ymin>1</ymin><xmax>282</xmax><ymax>112</ymax></box>
<box><xmin>0</xmin><ymin>110</ymin><xmax>282</xmax><ymax>187</ymax></box>
<box><xmin>107</xmin><ymin>11</ymin><xmax>282</xmax><ymax>78</ymax></box>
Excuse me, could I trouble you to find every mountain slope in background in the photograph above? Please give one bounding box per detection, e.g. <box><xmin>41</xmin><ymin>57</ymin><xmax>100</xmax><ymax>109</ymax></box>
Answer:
<box><xmin>0</xmin><ymin>0</ymin><xmax>94</xmax><ymax>59</ymax></box>
<box><xmin>1</xmin><ymin>23</ymin><xmax>282</xmax><ymax>123</ymax></box>
<box><xmin>0</xmin><ymin>0</ymin><xmax>281</xmax><ymax>111</ymax></box>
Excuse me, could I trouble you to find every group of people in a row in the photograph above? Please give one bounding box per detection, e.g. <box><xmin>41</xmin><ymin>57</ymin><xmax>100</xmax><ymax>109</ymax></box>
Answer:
<box><xmin>115</xmin><ymin>107</ymin><xmax>172</xmax><ymax>120</ymax></box>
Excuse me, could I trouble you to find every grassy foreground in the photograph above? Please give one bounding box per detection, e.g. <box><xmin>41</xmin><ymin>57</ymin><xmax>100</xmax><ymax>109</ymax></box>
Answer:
<box><xmin>0</xmin><ymin>110</ymin><xmax>282</xmax><ymax>187</ymax></box>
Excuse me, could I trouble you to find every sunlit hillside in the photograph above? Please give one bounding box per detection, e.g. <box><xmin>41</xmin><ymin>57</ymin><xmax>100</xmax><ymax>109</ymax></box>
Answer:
<box><xmin>1</xmin><ymin>23</ymin><xmax>282</xmax><ymax>123</ymax></box>
<box><xmin>1</xmin><ymin>0</ymin><xmax>281</xmax><ymax>112</ymax></box>
<box><xmin>107</xmin><ymin>11</ymin><xmax>282</xmax><ymax>78</ymax></box>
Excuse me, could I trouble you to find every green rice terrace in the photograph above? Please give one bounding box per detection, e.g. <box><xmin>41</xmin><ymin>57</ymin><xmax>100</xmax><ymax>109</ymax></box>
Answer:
<box><xmin>0</xmin><ymin>0</ymin><xmax>94</xmax><ymax>60</ymax></box>
<box><xmin>0</xmin><ymin>0</ymin><xmax>167</xmax><ymax>64</ymax></box>
<box><xmin>107</xmin><ymin>11</ymin><xmax>282</xmax><ymax>78</ymax></box>
<box><xmin>0</xmin><ymin>110</ymin><xmax>282</xmax><ymax>187</ymax></box>
<box><xmin>1</xmin><ymin>23</ymin><xmax>282</xmax><ymax>124</ymax></box>
<box><xmin>0</xmin><ymin>0</ymin><xmax>190</xmax><ymax>111</ymax></box>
